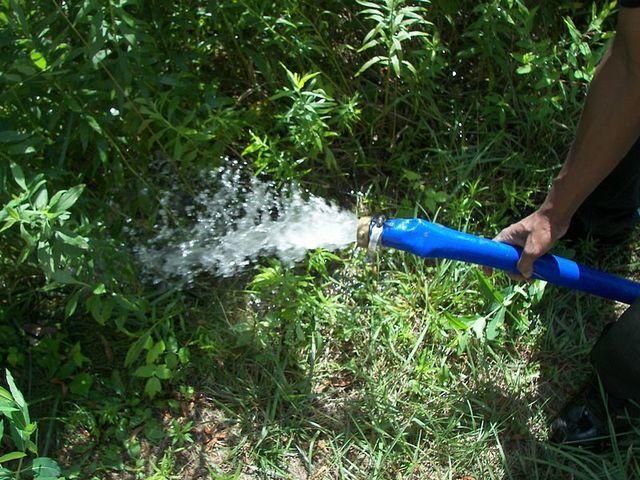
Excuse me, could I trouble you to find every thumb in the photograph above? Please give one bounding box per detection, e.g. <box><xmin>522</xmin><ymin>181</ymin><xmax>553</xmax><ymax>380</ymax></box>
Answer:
<box><xmin>493</xmin><ymin>223</ymin><xmax>527</xmax><ymax>247</ymax></box>
<box><xmin>517</xmin><ymin>234</ymin><xmax>541</xmax><ymax>279</ymax></box>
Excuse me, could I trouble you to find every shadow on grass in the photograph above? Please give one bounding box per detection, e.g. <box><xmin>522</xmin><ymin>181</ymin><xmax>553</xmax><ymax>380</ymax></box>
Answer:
<box><xmin>469</xmin><ymin>235</ymin><xmax>640</xmax><ymax>479</ymax></box>
<box><xmin>184</xmin><ymin>237</ymin><xmax>640</xmax><ymax>479</ymax></box>
<box><xmin>67</xmin><ymin>234</ymin><xmax>639</xmax><ymax>479</ymax></box>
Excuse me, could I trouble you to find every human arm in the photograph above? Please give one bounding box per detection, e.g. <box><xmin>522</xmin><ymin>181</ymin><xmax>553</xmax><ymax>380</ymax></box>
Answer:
<box><xmin>495</xmin><ymin>7</ymin><xmax>640</xmax><ymax>278</ymax></box>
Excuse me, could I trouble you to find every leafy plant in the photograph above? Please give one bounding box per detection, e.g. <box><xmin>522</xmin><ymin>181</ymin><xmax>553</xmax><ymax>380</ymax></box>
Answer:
<box><xmin>0</xmin><ymin>0</ymin><xmax>631</xmax><ymax>477</ymax></box>
<box><xmin>0</xmin><ymin>370</ymin><xmax>61</xmax><ymax>479</ymax></box>
<box><xmin>356</xmin><ymin>0</ymin><xmax>430</xmax><ymax>77</ymax></box>
<box><xmin>270</xmin><ymin>66</ymin><xmax>360</xmax><ymax>169</ymax></box>
<box><xmin>1</xmin><ymin>163</ymin><xmax>89</xmax><ymax>288</ymax></box>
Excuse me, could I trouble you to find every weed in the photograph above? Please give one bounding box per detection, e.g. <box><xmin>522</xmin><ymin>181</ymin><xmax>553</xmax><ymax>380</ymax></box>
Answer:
<box><xmin>1</xmin><ymin>1</ymin><xmax>635</xmax><ymax>478</ymax></box>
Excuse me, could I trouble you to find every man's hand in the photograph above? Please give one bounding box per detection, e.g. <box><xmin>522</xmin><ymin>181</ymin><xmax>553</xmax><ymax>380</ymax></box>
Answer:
<box><xmin>488</xmin><ymin>8</ymin><xmax>640</xmax><ymax>281</ymax></box>
<box><xmin>491</xmin><ymin>208</ymin><xmax>570</xmax><ymax>279</ymax></box>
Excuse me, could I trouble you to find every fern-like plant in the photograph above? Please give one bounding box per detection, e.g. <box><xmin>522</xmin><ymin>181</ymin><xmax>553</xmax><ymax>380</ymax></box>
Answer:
<box><xmin>356</xmin><ymin>0</ymin><xmax>430</xmax><ymax>77</ymax></box>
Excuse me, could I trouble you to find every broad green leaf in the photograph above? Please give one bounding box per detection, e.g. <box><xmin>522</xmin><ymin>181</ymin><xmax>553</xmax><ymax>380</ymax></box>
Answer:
<box><xmin>49</xmin><ymin>185</ymin><xmax>85</xmax><ymax>213</ymax></box>
<box><xmin>54</xmin><ymin>231</ymin><xmax>89</xmax><ymax>250</ymax></box>
<box><xmin>26</xmin><ymin>439</ymin><xmax>37</xmax><ymax>455</ymax></box>
<box><xmin>144</xmin><ymin>377</ymin><xmax>161</xmax><ymax>398</ymax></box>
<box><xmin>70</xmin><ymin>342</ymin><xmax>89</xmax><ymax>367</ymax></box>
<box><xmin>10</xmin><ymin>163</ymin><xmax>26</xmax><ymax>190</ymax></box>
<box><xmin>275</xmin><ymin>17</ymin><xmax>296</xmax><ymax>28</ymax></box>
<box><xmin>362</xmin><ymin>25</ymin><xmax>382</xmax><ymax>44</ymax></box>
<box><xmin>51</xmin><ymin>270</ymin><xmax>80</xmax><ymax>285</ymax></box>
<box><xmin>359</xmin><ymin>8</ymin><xmax>383</xmax><ymax>16</ymax></box>
<box><xmin>0</xmin><ymin>387</ymin><xmax>12</xmax><ymax>402</ymax></box>
<box><xmin>37</xmin><ymin>243</ymin><xmax>54</xmax><ymax>278</ymax></box>
<box><xmin>14</xmin><ymin>63</ymin><xmax>35</xmax><ymax>76</ymax></box>
<box><xmin>86</xmin><ymin>295</ymin><xmax>109</xmax><ymax>324</ymax></box>
<box><xmin>91</xmin><ymin>49</ymin><xmax>109</xmax><ymax>66</ymax></box>
<box><xmin>5</xmin><ymin>370</ymin><xmax>26</xmax><ymax>416</ymax></box>
<box><xmin>178</xmin><ymin>347</ymin><xmax>190</xmax><ymax>364</ymax></box>
<box><xmin>6</xmin><ymin>207</ymin><xmax>19</xmax><ymax>221</ymax></box>
<box><xmin>470</xmin><ymin>316</ymin><xmax>487</xmax><ymax>339</ymax></box>
<box><xmin>0</xmin><ymin>218</ymin><xmax>17</xmax><ymax>233</ymax></box>
<box><xmin>0</xmin><ymin>404</ymin><xmax>19</xmax><ymax>414</ymax></box>
<box><xmin>143</xmin><ymin>417</ymin><xmax>165</xmax><ymax>444</ymax></box>
<box><xmin>355</xmin><ymin>55</ymin><xmax>383</xmax><ymax>77</ymax></box>
<box><xmin>132</xmin><ymin>365</ymin><xmax>156</xmax><ymax>378</ymax></box>
<box><xmin>298</xmin><ymin>72</ymin><xmax>320</xmax><ymax>89</ymax></box>
<box><xmin>579</xmin><ymin>42</ymin><xmax>590</xmax><ymax>57</ymax></box>
<box><xmin>155</xmin><ymin>364</ymin><xmax>171</xmax><ymax>380</ymax></box>
<box><xmin>402</xmin><ymin>59</ymin><xmax>417</xmax><ymax>75</ymax></box>
<box><xmin>390</xmin><ymin>54</ymin><xmax>400</xmax><ymax>76</ymax></box>
<box><xmin>563</xmin><ymin>16</ymin><xmax>582</xmax><ymax>42</ymax></box>
<box><xmin>165</xmin><ymin>352</ymin><xmax>178</xmax><ymax>369</ymax></box>
<box><xmin>516</xmin><ymin>64</ymin><xmax>532</xmax><ymax>75</ymax></box>
<box><xmin>356</xmin><ymin>0</ymin><xmax>383</xmax><ymax>8</ymax></box>
<box><xmin>527</xmin><ymin>281</ymin><xmax>546</xmax><ymax>304</ymax></box>
<box><xmin>30</xmin><ymin>50</ymin><xmax>47</xmax><ymax>70</ymax></box>
<box><xmin>434</xmin><ymin>191</ymin><xmax>448</xmax><ymax>203</ymax></box>
<box><xmin>146</xmin><ymin>340</ymin><xmax>165</xmax><ymax>364</ymax></box>
<box><xmin>65</xmin><ymin>289</ymin><xmax>82</xmax><ymax>318</ymax></box>
<box><xmin>0</xmin><ymin>451</ymin><xmax>26</xmax><ymax>463</ymax></box>
<box><xmin>125</xmin><ymin>333</ymin><xmax>150</xmax><ymax>368</ymax></box>
<box><xmin>29</xmin><ymin>457</ymin><xmax>61</xmax><ymax>479</ymax></box>
<box><xmin>23</xmin><ymin>422</ymin><xmax>37</xmax><ymax>435</ymax></box>
<box><xmin>86</xmin><ymin>115</ymin><xmax>102</xmax><ymax>134</ymax></box>
<box><xmin>391</xmin><ymin>37</ymin><xmax>402</xmax><ymax>54</ymax></box>
<box><xmin>443</xmin><ymin>312</ymin><xmax>470</xmax><ymax>331</ymax></box>
<box><xmin>20</xmin><ymin>223</ymin><xmax>37</xmax><ymax>248</ymax></box>
<box><xmin>357</xmin><ymin>39</ymin><xmax>378</xmax><ymax>52</ymax></box>
<box><xmin>69</xmin><ymin>373</ymin><xmax>93</xmax><ymax>397</ymax></box>
<box><xmin>486</xmin><ymin>306</ymin><xmax>506</xmax><ymax>341</ymax></box>
<box><xmin>33</xmin><ymin>187</ymin><xmax>48</xmax><ymax>209</ymax></box>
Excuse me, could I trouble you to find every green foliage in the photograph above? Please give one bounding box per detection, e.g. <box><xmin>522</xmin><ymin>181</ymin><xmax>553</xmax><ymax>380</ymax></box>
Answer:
<box><xmin>0</xmin><ymin>0</ymin><xmax>633</xmax><ymax>478</ymax></box>
<box><xmin>1</xmin><ymin>163</ymin><xmax>89</xmax><ymax>286</ymax></box>
<box><xmin>0</xmin><ymin>370</ymin><xmax>61</xmax><ymax>479</ymax></box>
<box><xmin>356</xmin><ymin>0</ymin><xmax>430</xmax><ymax>77</ymax></box>
<box><xmin>275</xmin><ymin>66</ymin><xmax>360</xmax><ymax>159</ymax></box>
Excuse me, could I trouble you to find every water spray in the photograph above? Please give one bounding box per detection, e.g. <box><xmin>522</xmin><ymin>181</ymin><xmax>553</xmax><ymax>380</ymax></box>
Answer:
<box><xmin>357</xmin><ymin>216</ymin><xmax>640</xmax><ymax>305</ymax></box>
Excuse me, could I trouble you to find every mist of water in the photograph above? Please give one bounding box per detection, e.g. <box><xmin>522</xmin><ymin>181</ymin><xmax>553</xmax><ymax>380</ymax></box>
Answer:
<box><xmin>135</xmin><ymin>160</ymin><xmax>358</xmax><ymax>283</ymax></box>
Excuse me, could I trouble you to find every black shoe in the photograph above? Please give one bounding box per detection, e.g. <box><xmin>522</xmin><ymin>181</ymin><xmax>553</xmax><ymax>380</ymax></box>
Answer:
<box><xmin>549</xmin><ymin>382</ymin><xmax>632</xmax><ymax>449</ymax></box>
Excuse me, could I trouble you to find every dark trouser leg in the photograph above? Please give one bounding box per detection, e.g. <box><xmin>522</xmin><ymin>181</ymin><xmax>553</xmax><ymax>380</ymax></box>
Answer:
<box><xmin>591</xmin><ymin>300</ymin><xmax>640</xmax><ymax>401</ymax></box>
<box><xmin>582</xmin><ymin>139</ymin><xmax>640</xmax><ymax>396</ymax></box>
<box><xmin>569</xmin><ymin>137</ymin><xmax>640</xmax><ymax>240</ymax></box>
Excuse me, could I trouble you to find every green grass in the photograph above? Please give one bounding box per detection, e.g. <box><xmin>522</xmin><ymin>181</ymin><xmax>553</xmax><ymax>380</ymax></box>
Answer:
<box><xmin>2</xmin><ymin>0</ymin><xmax>640</xmax><ymax>478</ymax></box>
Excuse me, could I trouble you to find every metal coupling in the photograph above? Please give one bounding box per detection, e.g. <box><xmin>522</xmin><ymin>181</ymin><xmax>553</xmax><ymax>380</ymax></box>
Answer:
<box><xmin>356</xmin><ymin>215</ymin><xmax>385</xmax><ymax>257</ymax></box>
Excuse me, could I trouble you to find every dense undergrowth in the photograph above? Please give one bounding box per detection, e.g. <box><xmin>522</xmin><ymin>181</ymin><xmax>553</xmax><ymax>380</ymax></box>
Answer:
<box><xmin>2</xmin><ymin>0</ymin><xmax>639</xmax><ymax>478</ymax></box>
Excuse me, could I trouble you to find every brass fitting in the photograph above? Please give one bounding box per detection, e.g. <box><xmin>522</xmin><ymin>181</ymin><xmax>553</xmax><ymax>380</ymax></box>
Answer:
<box><xmin>357</xmin><ymin>216</ymin><xmax>372</xmax><ymax>248</ymax></box>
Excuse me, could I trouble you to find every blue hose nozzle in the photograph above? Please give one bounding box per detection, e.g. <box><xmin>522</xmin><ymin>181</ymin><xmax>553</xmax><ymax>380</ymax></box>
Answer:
<box><xmin>362</xmin><ymin>217</ymin><xmax>640</xmax><ymax>305</ymax></box>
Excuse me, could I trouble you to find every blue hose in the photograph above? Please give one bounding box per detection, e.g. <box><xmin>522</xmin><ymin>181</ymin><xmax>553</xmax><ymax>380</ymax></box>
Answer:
<box><xmin>377</xmin><ymin>218</ymin><xmax>640</xmax><ymax>305</ymax></box>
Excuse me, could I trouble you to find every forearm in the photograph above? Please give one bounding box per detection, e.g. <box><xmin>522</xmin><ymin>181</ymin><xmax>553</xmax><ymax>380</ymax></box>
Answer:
<box><xmin>542</xmin><ymin>24</ymin><xmax>640</xmax><ymax>224</ymax></box>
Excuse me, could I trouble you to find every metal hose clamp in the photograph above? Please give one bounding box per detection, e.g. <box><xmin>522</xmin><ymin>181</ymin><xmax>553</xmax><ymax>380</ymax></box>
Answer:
<box><xmin>368</xmin><ymin>215</ymin><xmax>385</xmax><ymax>257</ymax></box>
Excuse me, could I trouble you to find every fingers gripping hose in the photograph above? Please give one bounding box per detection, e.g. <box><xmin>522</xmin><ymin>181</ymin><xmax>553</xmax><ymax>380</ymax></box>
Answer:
<box><xmin>358</xmin><ymin>217</ymin><xmax>640</xmax><ymax>305</ymax></box>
